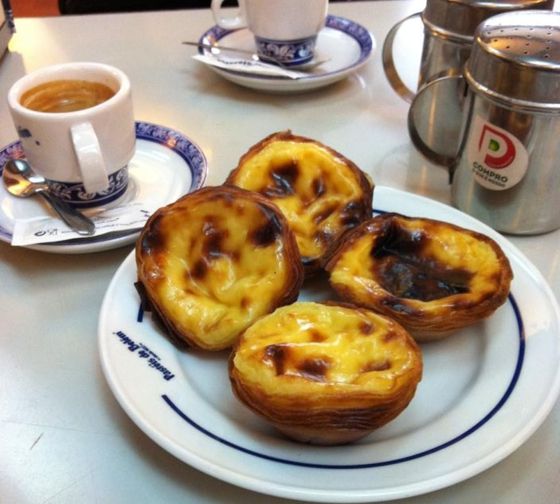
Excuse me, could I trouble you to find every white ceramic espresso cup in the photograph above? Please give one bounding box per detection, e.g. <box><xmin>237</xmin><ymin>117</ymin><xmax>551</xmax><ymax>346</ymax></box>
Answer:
<box><xmin>7</xmin><ymin>62</ymin><xmax>136</xmax><ymax>208</ymax></box>
<box><xmin>211</xmin><ymin>0</ymin><xmax>328</xmax><ymax>66</ymax></box>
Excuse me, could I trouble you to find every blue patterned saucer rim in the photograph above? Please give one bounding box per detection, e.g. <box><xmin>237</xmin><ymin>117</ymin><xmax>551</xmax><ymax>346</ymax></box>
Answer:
<box><xmin>0</xmin><ymin>121</ymin><xmax>208</xmax><ymax>248</ymax></box>
<box><xmin>199</xmin><ymin>15</ymin><xmax>373</xmax><ymax>81</ymax></box>
<box><xmin>254</xmin><ymin>35</ymin><xmax>317</xmax><ymax>66</ymax></box>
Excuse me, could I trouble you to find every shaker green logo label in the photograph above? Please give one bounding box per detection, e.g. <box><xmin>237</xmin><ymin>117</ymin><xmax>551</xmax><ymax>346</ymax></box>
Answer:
<box><xmin>488</xmin><ymin>139</ymin><xmax>500</xmax><ymax>152</ymax></box>
<box><xmin>467</xmin><ymin>116</ymin><xmax>528</xmax><ymax>191</ymax></box>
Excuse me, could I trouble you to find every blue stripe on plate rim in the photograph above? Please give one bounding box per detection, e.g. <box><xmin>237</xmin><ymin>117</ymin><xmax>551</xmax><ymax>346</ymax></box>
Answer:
<box><xmin>135</xmin><ymin>253</ymin><xmax>525</xmax><ymax>469</ymax></box>
<box><xmin>0</xmin><ymin>121</ymin><xmax>208</xmax><ymax>244</ymax></box>
<box><xmin>199</xmin><ymin>14</ymin><xmax>373</xmax><ymax>81</ymax></box>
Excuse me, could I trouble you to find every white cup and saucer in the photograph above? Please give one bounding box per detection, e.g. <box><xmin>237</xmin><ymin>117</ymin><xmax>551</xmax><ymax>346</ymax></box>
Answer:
<box><xmin>196</xmin><ymin>0</ymin><xmax>376</xmax><ymax>93</ymax></box>
<box><xmin>1</xmin><ymin>62</ymin><xmax>207</xmax><ymax>253</ymax></box>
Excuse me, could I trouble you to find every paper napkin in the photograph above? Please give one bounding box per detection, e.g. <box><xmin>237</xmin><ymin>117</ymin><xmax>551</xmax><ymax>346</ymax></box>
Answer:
<box><xmin>193</xmin><ymin>54</ymin><xmax>308</xmax><ymax>79</ymax></box>
<box><xmin>11</xmin><ymin>200</ymin><xmax>158</xmax><ymax>246</ymax></box>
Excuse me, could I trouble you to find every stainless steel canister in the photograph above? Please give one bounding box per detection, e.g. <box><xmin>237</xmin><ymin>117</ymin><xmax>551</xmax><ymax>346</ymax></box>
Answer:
<box><xmin>382</xmin><ymin>0</ymin><xmax>553</xmax><ymax>103</ymax></box>
<box><xmin>409</xmin><ymin>10</ymin><xmax>560</xmax><ymax>235</ymax></box>
<box><xmin>451</xmin><ymin>11</ymin><xmax>560</xmax><ymax>234</ymax></box>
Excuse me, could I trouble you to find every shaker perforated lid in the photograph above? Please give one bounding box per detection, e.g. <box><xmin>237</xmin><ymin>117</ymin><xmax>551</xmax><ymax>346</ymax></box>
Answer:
<box><xmin>422</xmin><ymin>0</ymin><xmax>554</xmax><ymax>41</ymax></box>
<box><xmin>465</xmin><ymin>10</ymin><xmax>560</xmax><ymax>108</ymax></box>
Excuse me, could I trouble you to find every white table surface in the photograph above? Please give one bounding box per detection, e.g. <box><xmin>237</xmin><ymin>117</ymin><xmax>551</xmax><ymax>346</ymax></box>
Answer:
<box><xmin>0</xmin><ymin>2</ymin><xmax>559</xmax><ymax>503</ymax></box>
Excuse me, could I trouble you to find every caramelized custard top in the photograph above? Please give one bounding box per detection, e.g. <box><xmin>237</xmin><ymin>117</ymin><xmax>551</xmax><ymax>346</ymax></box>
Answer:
<box><xmin>226</xmin><ymin>133</ymin><xmax>372</xmax><ymax>266</ymax></box>
<box><xmin>327</xmin><ymin>214</ymin><xmax>511</xmax><ymax>311</ymax></box>
<box><xmin>137</xmin><ymin>186</ymin><xmax>303</xmax><ymax>350</ymax></box>
<box><xmin>370</xmin><ymin>219</ymin><xmax>473</xmax><ymax>301</ymax></box>
<box><xmin>232</xmin><ymin>301</ymin><xmax>422</xmax><ymax>395</ymax></box>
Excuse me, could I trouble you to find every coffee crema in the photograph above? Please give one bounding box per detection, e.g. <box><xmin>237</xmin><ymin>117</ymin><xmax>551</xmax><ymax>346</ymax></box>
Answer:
<box><xmin>20</xmin><ymin>79</ymin><xmax>116</xmax><ymax>113</ymax></box>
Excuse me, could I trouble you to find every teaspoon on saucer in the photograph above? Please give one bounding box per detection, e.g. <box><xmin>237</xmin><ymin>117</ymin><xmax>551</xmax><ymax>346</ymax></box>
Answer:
<box><xmin>182</xmin><ymin>41</ymin><xmax>329</xmax><ymax>70</ymax></box>
<box><xmin>2</xmin><ymin>159</ymin><xmax>96</xmax><ymax>236</ymax></box>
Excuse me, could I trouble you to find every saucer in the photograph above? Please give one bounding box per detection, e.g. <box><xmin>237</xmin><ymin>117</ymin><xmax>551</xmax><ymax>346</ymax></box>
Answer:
<box><xmin>0</xmin><ymin>121</ymin><xmax>207</xmax><ymax>254</ymax></box>
<box><xmin>197</xmin><ymin>15</ymin><xmax>375</xmax><ymax>93</ymax></box>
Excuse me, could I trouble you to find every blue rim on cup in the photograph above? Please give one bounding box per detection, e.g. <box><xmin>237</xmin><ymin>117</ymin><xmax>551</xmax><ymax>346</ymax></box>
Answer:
<box><xmin>47</xmin><ymin>165</ymin><xmax>129</xmax><ymax>208</ymax></box>
<box><xmin>255</xmin><ymin>35</ymin><xmax>317</xmax><ymax>66</ymax></box>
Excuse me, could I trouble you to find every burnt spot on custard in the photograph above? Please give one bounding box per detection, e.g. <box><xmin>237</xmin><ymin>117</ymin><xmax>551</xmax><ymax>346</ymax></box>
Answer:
<box><xmin>240</xmin><ymin>296</ymin><xmax>250</xmax><ymax>310</ymax></box>
<box><xmin>264</xmin><ymin>344</ymin><xmax>289</xmax><ymax>375</ymax></box>
<box><xmin>201</xmin><ymin>219</ymin><xmax>229</xmax><ymax>260</ymax></box>
<box><xmin>340</xmin><ymin>200</ymin><xmax>367</xmax><ymax>228</ymax></box>
<box><xmin>311</xmin><ymin>176</ymin><xmax>326</xmax><ymax>198</ymax></box>
<box><xmin>190</xmin><ymin>219</ymin><xmax>237</xmax><ymax>280</ymax></box>
<box><xmin>263</xmin><ymin>161</ymin><xmax>299</xmax><ymax>197</ymax></box>
<box><xmin>263</xmin><ymin>345</ymin><xmax>331</xmax><ymax>382</ymax></box>
<box><xmin>250</xmin><ymin>205</ymin><xmax>283</xmax><ymax>247</ymax></box>
<box><xmin>383</xmin><ymin>330</ymin><xmax>401</xmax><ymax>343</ymax></box>
<box><xmin>371</xmin><ymin>220</ymin><xmax>473</xmax><ymax>302</ymax></box>
<box><xmin>190</xmin><ymin>259</ymin><xmax>208</xmax><ymax>280</ymax></box>
<box><xmin>361</xmin><ymin>360</ymin><xmax>391</xmax><ymax>373</ymax></box>
<box><xmin>294</xmin><ymin>357</ymin><xmax>331</xmax><ymax>382</ymax></box>
<box><xmin>308</xmin><ymin>329</ymin><xmax>328</xmax><ymax>342</ymax></box>
<box><xmin>234</xmin><ymin>204</ymin><xmax>246</xmax><ymax>217</ymax></box>
<box><xmin>359</xmin><ymin>321</ymin><xmax>375</xmax><ymax>335</ymax></box>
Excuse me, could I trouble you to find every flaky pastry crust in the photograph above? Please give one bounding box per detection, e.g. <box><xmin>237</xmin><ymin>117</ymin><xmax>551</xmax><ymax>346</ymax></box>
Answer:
<box><xmin>136</xmin><ymin>186</ymin><xmax>304</xmax><ymax>351</ymax></box>
<box><xmin>229</xmin><ymin>301</ymin><xmax>422</xmax><ymax>445</ymax></box>
<box><xmin>326</xmin><ymin>213</ymin><xmax>513</xmax><ymax>341</ymax></box>
<box><xmin>225</xmin><ymin>131</ymin><xmax>374</xmax><ymax>276</ymax></box>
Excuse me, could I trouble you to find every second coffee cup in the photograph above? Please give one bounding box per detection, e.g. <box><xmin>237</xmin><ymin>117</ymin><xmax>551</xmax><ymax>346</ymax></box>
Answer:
<box><xmin>211</xmin><ymin>0</ymin><xmax>328</xmax><ymax>66</ymax></box>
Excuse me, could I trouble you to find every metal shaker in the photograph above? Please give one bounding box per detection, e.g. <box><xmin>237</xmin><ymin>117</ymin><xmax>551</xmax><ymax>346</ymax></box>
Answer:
<box><xmin>409</xmin><ymin>10</ymin><xmax>560</xmax><ymax>235</ymax></box>
<box><xmin>382</xmin><ymin>0</ymin><xmax>554</xmax><ymax>103</ymax></box>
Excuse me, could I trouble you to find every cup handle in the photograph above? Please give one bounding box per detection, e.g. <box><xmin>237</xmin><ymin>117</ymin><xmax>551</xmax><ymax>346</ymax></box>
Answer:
<box><xmin>70</xmin><ymin>122</ymin><xmax>109</xmax><ymax>194</ymax></box>
<box><xmin>382</xmin><ymin>12</ymin><xmax>422</xmax><ymax>104</ymax></box>
<box><xmin>211</xmin><ymin>0</ymin><xmax>247</xmax><ymax>30</ymax></box>
<box><xmin>407</xmin><ymin>74</ymin><xmax>469</xmax><ymax>169</ymax></box>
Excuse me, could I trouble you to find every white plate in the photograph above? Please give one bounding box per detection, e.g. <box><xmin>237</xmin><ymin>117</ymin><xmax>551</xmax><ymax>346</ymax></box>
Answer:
<box><xmin>197</xmin><ymin>15</ymin><xmax>375</xmax><ymax>93</ymax></box>
<box><xmin>98</xmin><ymin>186</ymin><xmax>560</xmax><ymax>502</ymax></box>
<box><xmin>0</xmin><ymin>122</ymin><xmax>207</xmax><ymax>254</ymax></box>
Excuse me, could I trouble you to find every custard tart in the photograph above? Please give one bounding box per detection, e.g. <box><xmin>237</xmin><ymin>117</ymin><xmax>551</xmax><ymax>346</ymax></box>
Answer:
<box><xmin>326</xmin><ymin>213</ymin><xmax>513</xmax><ymax>341</ymax></box>
<box><xmin>136</xmin><ymin>186</ymin><xmax>304</xmax><ymax>351</ymax></box>
<box><xmin>229</xmin><ymin>301</ymin><xmax>423</xmax><ymax>445</ymax></box>
<box><xmin>225</xmin><ymin>131</ymin><xmax>373</xmax><ymax>275</ymax></box>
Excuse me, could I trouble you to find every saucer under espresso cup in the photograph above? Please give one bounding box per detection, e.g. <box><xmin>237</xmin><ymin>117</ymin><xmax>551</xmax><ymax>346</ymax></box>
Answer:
<box><xmin>7</xmin><ymin>62</ymin><xmax>136</xmax><ymax>208</ymax></box>
<box><xmin>211</xmin><ymin>0</ymin><xmax>328</xmax><ymax>66</ymax></box>
<box><xmin>196</xmin><ymin>15</ymin><xmax>375</xmax><ymax>93</ymax></box>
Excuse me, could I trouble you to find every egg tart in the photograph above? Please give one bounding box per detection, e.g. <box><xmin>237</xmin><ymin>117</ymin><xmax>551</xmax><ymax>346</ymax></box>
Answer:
<box><xmin>326</xmin><ymin>213</ymin><xmax>513</xmax><ymax>341</ymax></box>
<box><xmin>229</xmin><ymin>301</ymin><xmax>423</xmax><ymax>445</ymax></box>
<box><xmin>136</xmin><ymin>186</ymin><xmax>304</xmax><ymax>351</ymax></box>
<box><xmin>225</xmin><ymin>131</ymin><xmax>374</xmax><ymax>275</ymax></box>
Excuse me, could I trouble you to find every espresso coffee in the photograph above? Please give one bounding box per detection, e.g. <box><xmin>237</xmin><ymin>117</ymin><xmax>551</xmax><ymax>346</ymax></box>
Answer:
<box><xmin>20</xmin><ymin>79</ymin><xmax>116</xmax><ymax>113</ymax></box>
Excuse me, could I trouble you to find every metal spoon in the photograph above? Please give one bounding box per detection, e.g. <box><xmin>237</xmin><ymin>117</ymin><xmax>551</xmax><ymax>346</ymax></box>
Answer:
<box><xmin>182</xmin><ymin>41</ymin><xmax>329</xmax><ymax>70</ymax></box>
<box><xmin>3</xmin><ymin>159</ymin><xmax>96</xmax><ymax>236</ymax></box>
